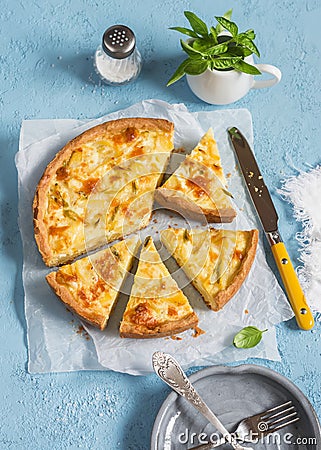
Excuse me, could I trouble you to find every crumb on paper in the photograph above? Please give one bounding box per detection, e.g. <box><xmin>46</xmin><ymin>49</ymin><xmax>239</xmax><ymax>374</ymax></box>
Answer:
<box><xmin>226</xmin><ymin>172</ymin><xmax>231</xmax><ymax>178</ymax></box>
<box><xmin>153</xmin><ymin>218</ymin><xmax>158</xmax><ymax>224</ymax></box>
<box><xmin>171</xmin><ymin>335</ymin><xmax>183</xmax><ymax>341</ymax></box>
<box><xmin>244</xmin><ymin>309</ymin><xmax>249</xmax><ymax>315</ymax></box>
<box><xmin>193</xmin><ymin>326</ymin><xmax>206</xmax><ymax>338</ymax></box>
<box><xmin>76</xmin><ymin>325</ymin><xmax>91</xmax><ymax>340</ymax></box>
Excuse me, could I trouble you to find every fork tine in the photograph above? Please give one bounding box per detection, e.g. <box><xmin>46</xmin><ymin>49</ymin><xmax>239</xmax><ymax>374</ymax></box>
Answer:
<box><xmin>268</xmin><ymin>411</ymin><xmax>299</xmax><ymax>427</ymax></box>
<box><xmin>269</xmin><ymin>416</ymin><xmax>300</xmax><ymax>432</ymax></box>
<box><xmin>260</xmin><ymin>401</ymin><xmax>292</xmax><ymax>418</ymax></box>
<box><xmin>265</xmin><ymin>406</ymin><xmax>296</xmax><ymax>421</ymax></box>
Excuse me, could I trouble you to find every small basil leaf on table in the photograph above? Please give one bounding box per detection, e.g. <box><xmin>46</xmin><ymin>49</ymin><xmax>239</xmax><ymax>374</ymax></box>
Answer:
<box><xmin>233</xmin><ymin>326</ymin><xmax>268</xmax><ymax>348</ymax></box>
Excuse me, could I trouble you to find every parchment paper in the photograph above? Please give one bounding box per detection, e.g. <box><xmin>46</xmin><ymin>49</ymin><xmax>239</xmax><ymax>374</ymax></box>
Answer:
<box><xmin>16</xmin><ymin>99</ymin><xmax>293</xmax><ymax>374</ymax></box>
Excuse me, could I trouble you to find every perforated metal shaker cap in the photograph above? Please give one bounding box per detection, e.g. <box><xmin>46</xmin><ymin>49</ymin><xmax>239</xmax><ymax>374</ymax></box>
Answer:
<box><xmin>102</xmin><ymin>25</ymin><xmax>136</xmax><ymax>59</ymax></box>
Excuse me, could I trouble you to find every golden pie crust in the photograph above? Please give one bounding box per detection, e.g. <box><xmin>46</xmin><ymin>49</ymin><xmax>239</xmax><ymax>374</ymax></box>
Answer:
<box><xmin>120</xmin><ymin>237</ymin><xmax>198</xmax><ymax>338</ymax></box>
<box><xmin>161</xmin><ymin>228</ymin><xmax>258</xmax><ymax>311</ymax></box>
<box><xmin>46</xmin><ymin>236</ymin><xmax>140</xmax><ymax>330</ymax></box>
<box><xmin>33</xmin><ymin>118</ymin><xmax>174</xmax><ymax>266</ymax></box>
<box><xmin>155</xmin><ymin>128</ymin><xmax>236</xmax><ymax>223</ymax></box>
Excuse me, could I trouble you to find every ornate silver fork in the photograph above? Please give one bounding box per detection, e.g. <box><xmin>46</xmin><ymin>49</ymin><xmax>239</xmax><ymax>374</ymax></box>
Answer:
<box><xmin>152</xmin><ymin>352</ymin><xmax>253</xmax><ymax>450</ymax></box>
<box><xmin>190</xmin><ymin>400</ymin><xmax>300</xmax><ymax>449</ymax></box>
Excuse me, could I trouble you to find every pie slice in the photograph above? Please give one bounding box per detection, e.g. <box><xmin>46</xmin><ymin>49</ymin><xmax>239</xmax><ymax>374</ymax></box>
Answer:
<box><xmin>160</xmin><ymin>228</ymin><xmax>258</xmax><ymax>311</ymax></box>
<box><xmin>34</xmin><ymin>118</ymin><xmax>174</xmax><ymax>266</ymax></box>
<box><xmin>120</xmin><ymin>237</ymin><xmax>198</xmax><ymax>338</ymax></box>
<box><xmin>155</xmin><ymin>128</ymin><xmax>236</xmax><ymax>223</ymax></box>
<box><xmin>46</xmin><ymin>235</ymin><xmax>141</xmax><ymax>330</ymax></box>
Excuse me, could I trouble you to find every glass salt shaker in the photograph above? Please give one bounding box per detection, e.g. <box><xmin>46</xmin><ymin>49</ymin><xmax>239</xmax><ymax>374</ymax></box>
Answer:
<box><xmin>94</xmin><ymin>25</ymin><xmax>142</xmax><ymax>85</ymax></box>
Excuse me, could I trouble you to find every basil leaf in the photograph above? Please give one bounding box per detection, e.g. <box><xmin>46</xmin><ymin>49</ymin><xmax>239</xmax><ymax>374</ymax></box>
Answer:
<box><xmin>216</xmin><ymin>8</ymin><xmax>233</xmax><ymax>34</ymax></box>
<box><xmin>215</xmin><ymin>16</ymin><xmax>238</xmax><ymax>37</ymax></box>
<box><xmin>227</xmin><ymin>47</ymin><xmax>253</xmax><ymax>57</ymax></box>
<box><xmin>209</xmin><ymin>26</ymin><xmax>218</xmax><ymax>44</ymax></box>
<box><xmin>184</xmin><ymin>58</ymin><xmax>208</xmax><ymax>75</ymax></box>
<box><xmin>233</xmin><ymin>326</ymin><xmax>267</xmax><ymax>349</ymax></box>
<box><xmin>223</xmin><ymin>8</ymin><xmax>233</xmax><ymax>20</ymax></box>
<box><xmin>211</xmin><ymin>56</ymin><xmax>242</xmax><ymax>70</ymax></box>
<box><xmin>233</xmin><ymin>60</ymin><xmax>261</xmax><ymax>75</ymax></box>
<box><xmin>244</xmin><ymin>29</ymin><xmax>256</xmax><ymax>40</ymax></box>
<box><xmin>193</xmin><ymin>37</ymin><xmax>216</xmax><ymax>53</ymax></box>
<box><xmin>169</xmin><ymin>27</ymin><xmax>198</xmax><ymax>38</ymax></box>
<box><xmin>184</xmin><ymin>11</ymin><xmax>208</xmax><ymax>37</ymax></box>
<box><xmin>237</xmin><ymin>36</ymin><xmax>260</xmax><ymax>57</ymax></box>
<box><xmin>166</xmin><ymin>58</ymin><xmax>189</xmax><ymax>86</ymax></box>
<box><xmin>245</xmin><ymin>41</ymin><xmax>260</xmax><ymax>57</ymax></box>
<box><xmin>204</xmin><ymin>41</ymin><xmax>230</xmax><ymax>55</ymax></box>
<box><xmin>180</xmin><ymin>39</ymin><xmax>203</xmax><ymax>56</ymax></box>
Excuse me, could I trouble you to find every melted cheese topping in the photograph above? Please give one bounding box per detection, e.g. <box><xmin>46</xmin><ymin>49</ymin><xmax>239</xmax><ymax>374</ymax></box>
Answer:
<box><xmin>120</xmin><ymin>237</ymin><xmax>194</xmax><ymax>332</ymax></box>
<box><xmin>41</xmin><ymin>126</ymin><xmax>173</xmax><ymax>265</ymax></box>
<box><xmin>159</xmin><ymin>128</ymin><xmax>234</xmax><ymax>213</ymax></box>
<box><xmin>47</xmin><ymin>235</ymin><xmax>140</xmax><ymax>329</ymax></box>
<box><xmin>161</xmin><ymin>228</ymin><xmax>255</xmax><ymax>308</ymax></box>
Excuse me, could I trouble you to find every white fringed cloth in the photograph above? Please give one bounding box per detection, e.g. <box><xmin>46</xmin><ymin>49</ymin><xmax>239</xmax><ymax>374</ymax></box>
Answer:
<box><xmin>280</xmin><ymin>166</ymin><xmax>321</xmax><ymax>315</ymax></box>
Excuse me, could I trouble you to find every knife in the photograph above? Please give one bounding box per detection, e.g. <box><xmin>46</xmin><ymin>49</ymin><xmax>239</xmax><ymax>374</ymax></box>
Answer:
<box><xmin>228</xmin><ymin>127</ymin><xmax>314</xmax><ymax>331</ymax></box>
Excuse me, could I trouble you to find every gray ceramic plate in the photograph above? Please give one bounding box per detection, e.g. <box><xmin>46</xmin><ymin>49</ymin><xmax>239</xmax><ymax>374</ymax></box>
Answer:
<box><xmin>151</xmin><ymin>364</ymin><xmax>321</xmax><ymax>450</ymax></box>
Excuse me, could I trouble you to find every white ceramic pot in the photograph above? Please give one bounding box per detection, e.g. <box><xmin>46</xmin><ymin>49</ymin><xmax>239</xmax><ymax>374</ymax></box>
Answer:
<box><xmin>186</xmin><ymin>55</ymin><xmax>282</xmax><ymax>105</ymax></box>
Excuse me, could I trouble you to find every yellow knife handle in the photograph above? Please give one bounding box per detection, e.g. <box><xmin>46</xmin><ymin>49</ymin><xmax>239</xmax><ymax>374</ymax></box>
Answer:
<box><xmin>271</xmin><ymin>242</ymin><xmax>314</xmax><ymax>330</ymax></box>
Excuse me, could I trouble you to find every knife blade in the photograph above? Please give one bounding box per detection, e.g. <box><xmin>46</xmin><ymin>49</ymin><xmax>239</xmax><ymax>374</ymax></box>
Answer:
<box><xmin>228</xmin><ymin>127</ymin><xmax>314</xmax><ymax>331</ymax></box>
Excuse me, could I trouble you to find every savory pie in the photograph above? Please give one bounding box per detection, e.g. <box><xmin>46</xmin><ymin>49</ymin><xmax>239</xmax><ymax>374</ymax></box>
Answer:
<box><xmin>160</xmin><ymin>228</ymin><xmax>258</xmax><ymax>311</ymax></box>
<box><xmin>46</xmin><ymin>235</ymin><xmax>140</xmax><ymax>330</ymax></box>
<box><xmin>155</xmin><ymin>128</ymin><xmax>236</xmax><ymax>222</ymax></box>
<box><xmin>33</xmin><ymin>118</ymin><xmax>174</xmax><ymax>266</ymax></box>
<box><xmin>120</xmin><ymin>236</ymin><xmax>198</xmax><ymax>338</ymax></box>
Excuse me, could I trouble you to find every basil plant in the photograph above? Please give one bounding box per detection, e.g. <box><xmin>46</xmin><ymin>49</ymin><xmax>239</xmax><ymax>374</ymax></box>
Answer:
<box><xmin>167</xmin><ymin>10</ymin><xmax>261</xmax><ymax>86</ymax></box>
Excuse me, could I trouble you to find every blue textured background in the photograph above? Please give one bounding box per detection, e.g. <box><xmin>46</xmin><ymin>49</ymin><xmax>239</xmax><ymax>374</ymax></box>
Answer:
<box><xmin>1</xmin><ymin>0</ymin><xmax>321</xmax><ymax>448</ymax></box>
